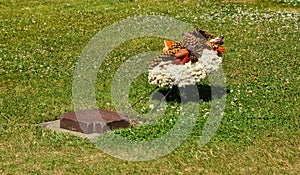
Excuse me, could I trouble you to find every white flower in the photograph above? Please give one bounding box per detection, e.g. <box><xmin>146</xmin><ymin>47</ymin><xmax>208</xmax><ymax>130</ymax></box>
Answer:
<box><xmin>148</xmin><ymin>49</ymin><xmax>222</xmax><ymax>87</ymax></box>
<box><xmin>149</xmin><ymin>104</ymin><xmax>154</xmax><ymax>109</ymax></box>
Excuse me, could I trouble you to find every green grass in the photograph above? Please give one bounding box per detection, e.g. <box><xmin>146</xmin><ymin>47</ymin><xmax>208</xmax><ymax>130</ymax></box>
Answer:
<box><xmin>1</xmin><ymin>0</ymin><xmax>299</xmax><ymax>174</ymax></box>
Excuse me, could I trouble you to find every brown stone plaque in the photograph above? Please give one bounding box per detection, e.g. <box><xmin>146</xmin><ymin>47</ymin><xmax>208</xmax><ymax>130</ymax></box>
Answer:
<box><xmin>60</xmin><ymin>109</ymin><xmax>130</xmax><ymax>134</ymax></box>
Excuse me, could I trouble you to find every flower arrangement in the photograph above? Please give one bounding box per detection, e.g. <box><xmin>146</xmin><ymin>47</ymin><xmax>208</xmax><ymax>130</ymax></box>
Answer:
<box><xmin>148</xmin><ymin>29</ymin><xmax>225</xmax><ymax>88</ymax></box>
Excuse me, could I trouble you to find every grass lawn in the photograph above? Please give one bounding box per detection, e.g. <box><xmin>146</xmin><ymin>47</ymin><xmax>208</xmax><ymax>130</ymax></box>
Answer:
<box><xmin>1</xmin><ymin>0</ymin><xmax>299</xmax><ymax>174</ymax></box>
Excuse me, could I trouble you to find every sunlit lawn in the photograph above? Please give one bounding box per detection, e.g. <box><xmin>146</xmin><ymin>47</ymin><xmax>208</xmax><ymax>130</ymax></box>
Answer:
<box><xmin>0</xmin><ymin>0</ymin><xmax>299</xmax><ymax>174</ymax></box>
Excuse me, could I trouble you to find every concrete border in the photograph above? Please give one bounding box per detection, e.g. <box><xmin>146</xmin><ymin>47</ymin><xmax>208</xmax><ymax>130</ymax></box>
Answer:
<box><xmin>38</xmin><ymin>120</ymin><xmax>101</xmax><ymax>140</ymax></box>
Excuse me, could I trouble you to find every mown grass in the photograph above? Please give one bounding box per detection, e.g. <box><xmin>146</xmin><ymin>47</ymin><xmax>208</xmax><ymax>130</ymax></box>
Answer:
<box><xmin>1</xmin><ymin>0</ymin><xmax>299</xmax><ymax>174</ymax></box>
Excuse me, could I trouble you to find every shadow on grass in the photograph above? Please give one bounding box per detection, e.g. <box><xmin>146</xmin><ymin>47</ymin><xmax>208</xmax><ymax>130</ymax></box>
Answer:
<box><xmin>152</xmin><ymin>84</ymin><xmax>230</xmax><ymax>103</ymax></box>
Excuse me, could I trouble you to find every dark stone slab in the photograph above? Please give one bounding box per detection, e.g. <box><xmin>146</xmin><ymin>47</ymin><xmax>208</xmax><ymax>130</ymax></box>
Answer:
<box><xmin>60</xmin><ymin>109</ymin><xmax>130</xmax><ymax>134</ymax></box>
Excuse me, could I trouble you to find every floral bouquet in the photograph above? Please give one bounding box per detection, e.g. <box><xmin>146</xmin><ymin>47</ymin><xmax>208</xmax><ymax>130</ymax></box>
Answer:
<box><xmin>148</xmin><ymin>29</ymin><xmax>225</xmax><ymax>88</ymax></box>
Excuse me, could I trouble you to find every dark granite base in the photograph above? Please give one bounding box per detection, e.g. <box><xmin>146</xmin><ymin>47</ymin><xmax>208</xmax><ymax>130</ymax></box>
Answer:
<box><xmin>60</xmin><ymin>109</ymin><xmax>130</xmax><ymax>134</ymax></box>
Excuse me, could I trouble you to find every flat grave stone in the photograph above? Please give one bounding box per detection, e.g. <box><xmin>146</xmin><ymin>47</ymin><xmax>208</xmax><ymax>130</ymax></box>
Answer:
<box><xmin>60</xmin><ymin>109</ymin><xmax>130</xmax><ymax>134</ymax></box>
